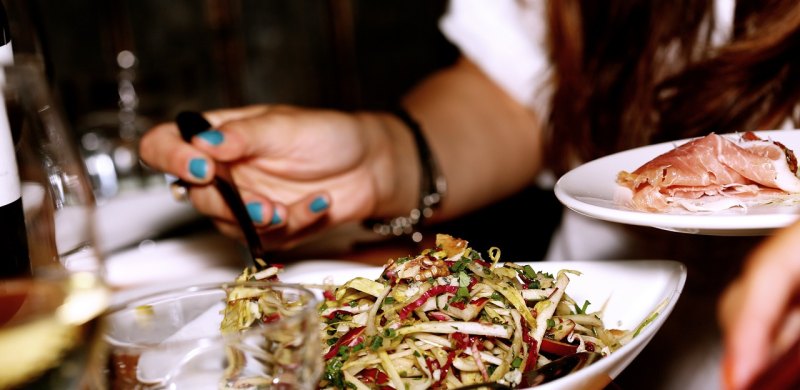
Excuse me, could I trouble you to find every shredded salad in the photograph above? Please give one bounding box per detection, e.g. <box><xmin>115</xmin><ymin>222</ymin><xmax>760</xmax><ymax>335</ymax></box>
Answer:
<box><xmin>225</xmin><ymin>234</ymin><xmax>650</xmax><ymax>389</ymax></box>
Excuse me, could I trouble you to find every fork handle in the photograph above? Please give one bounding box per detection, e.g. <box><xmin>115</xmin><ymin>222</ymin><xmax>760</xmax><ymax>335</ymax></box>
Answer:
<box><xmin>175</xmin><ymin>111</ymin><xmax>265</xmax><ymax>264</ymax></box>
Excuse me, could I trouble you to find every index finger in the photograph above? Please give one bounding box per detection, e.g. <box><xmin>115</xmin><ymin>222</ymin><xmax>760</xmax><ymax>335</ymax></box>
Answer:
<box><xmin>139</xmin><ymin>121</ymin><xmax>215</xmax><ymax>184</ymax></box>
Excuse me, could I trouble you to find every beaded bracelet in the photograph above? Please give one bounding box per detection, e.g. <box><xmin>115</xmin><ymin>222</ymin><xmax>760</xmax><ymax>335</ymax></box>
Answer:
<box><xmin>364</xmin><ymin>107</ymin><xmax>447</xmax><ymax>242</ymax></box>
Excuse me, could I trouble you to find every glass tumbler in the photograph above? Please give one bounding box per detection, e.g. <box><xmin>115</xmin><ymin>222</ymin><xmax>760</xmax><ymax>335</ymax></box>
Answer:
<box><xmin>103</xmin><ymin>281</ymin><xmax>322</xmax><ymax>389</ymax></box>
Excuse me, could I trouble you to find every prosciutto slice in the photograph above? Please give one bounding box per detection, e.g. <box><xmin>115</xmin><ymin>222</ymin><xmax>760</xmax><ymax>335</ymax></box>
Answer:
<box><xmin>616</xmin><ymin>132</ymin><xmax>800</xmax><ymax>212</ymax></box>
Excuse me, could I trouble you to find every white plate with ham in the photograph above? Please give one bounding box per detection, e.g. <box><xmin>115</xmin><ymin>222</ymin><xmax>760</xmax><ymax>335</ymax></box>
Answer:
<box><xmin>555</xmin><ymin>129</ymin><xmax>800</xmax><ymax>236</ymax></box>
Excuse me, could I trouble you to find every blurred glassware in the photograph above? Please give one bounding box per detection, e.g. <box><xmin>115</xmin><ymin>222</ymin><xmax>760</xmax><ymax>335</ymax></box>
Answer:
<box><xmin>103</xmin><ymin>281</ymin><xmax>322</xmax><ymax>389</ymax></box>
<box><xmin>78</xmin><ymin>109</ymin><xmax>158</xmax><ymax>200</ymax></box>
<box><xmin>76</xmin><ymin>47</ymin><xmax>167</xmax><ymax>201</ymax></box>
<box><xmin>0</xmin><ymin>56</ymin><xmax>110</xmax><ymax>389</ymax></box>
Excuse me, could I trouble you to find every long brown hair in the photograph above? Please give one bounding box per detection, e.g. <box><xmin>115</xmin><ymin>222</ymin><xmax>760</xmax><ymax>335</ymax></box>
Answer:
<box><xmin>545</xmin><ymin>0</ymin><xmax>800</xmax><ymax>176</ymax></box>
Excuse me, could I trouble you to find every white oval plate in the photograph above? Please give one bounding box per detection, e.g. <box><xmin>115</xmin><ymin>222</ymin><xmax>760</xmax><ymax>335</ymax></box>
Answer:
<box><xmin>554</xmin><ymin>129</ymin><xmax>800</xmax><ymax>236</ymax></box>
<box><xmin>280</xmin><ymin>259</ymin><xmax>687</xmax><ymax>390</ymax></box>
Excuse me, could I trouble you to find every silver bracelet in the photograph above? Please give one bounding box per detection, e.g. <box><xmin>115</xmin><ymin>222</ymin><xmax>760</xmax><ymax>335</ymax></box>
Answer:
<box><xmin>365</xmin><ymin>107</ymin><xmax>447</xmax><ymax>242</ymax></box>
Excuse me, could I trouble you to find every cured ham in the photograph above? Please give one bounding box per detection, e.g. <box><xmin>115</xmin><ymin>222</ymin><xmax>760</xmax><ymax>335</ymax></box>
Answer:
<box><xmin>617</xmin><ymin>131</ymin><xmax>800</xmax><ymax>212</ymax></box>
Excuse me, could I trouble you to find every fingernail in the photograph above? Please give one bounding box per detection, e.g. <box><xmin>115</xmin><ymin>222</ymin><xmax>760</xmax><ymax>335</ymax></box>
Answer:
<box><xmin>188</xmin><ymin>158</ymin><xmax>207</xmax><ymax>179</ymax></box>
<box><xmin>270</xmin><ymin>208</ymin><xmax>282</xmax><ymax>225</ymax></box>
<box><xmin>310</xmin><ymin>196</ymin><xmax>328</xmax><ymax>213</ymax></box>
<box><xmin>246</xmin><ymin>202</ymin><xmax>264</xmax><ymax>224</ymax></box>
<box><xmin>196</xmin><ymin>129</ymin><xmax>224</xmax><ymax>146</ymax></box>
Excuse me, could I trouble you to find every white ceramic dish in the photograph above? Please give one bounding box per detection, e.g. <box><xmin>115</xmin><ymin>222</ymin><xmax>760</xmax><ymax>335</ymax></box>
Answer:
<box><xmin>554</xmin><ymin>129</ymin><xmax>800</xmax><ymax>236</ymax></box>
<box><xmin>280</xmin><ymin>259</ymin><xmax>688</xmax><ymax>390</ymax></box>
<box><xmin>96</xmin><ymin>185</ymin><xmax>200</xmax><ymax>253</ymax></box>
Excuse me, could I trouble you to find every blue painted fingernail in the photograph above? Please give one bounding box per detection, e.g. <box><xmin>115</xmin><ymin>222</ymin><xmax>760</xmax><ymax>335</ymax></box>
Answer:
<box><xmin>310</xmin><ymin>196</ymin><xmax>328</xmax><ymax>213</ymax></box>
<box><xmin>196</xmin><ymin>129</ymin><xmax>224</xmax><ymax>146</ymax></box>
<box><xmin>188</xmin><ymin>158</ymin><xmax>207</xmax><ymax>179</ymax></box>
<box><xmin>270</xmin><ymin>208</ymin><xmax>282</xmax><ymax>225</ymax></box>
<box><xmin>246</xmin><ymin>202</ymin><xmax>264</xmax><ymax>224</ymax></box>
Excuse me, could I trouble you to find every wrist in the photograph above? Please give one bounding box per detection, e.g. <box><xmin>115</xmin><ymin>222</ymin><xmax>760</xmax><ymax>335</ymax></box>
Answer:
<box><xmin>360</xmin><ymin>111</ymin><xmax>419</xmax><ymax>221</ymax></box>
<box><xmin>364</xmin><ymin>107</ymin><xmax>446</xmax><ymax>242</ymax></box>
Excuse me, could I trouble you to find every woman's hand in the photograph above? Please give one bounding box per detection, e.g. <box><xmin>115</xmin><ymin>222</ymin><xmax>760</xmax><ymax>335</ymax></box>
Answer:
<box><xmin>139</xmin><ymin>104</ymin><xmax>418</xmax><ymax>250</ymax></box>
<box><xmin>718</xmin><ymin>220</ymin><xmax>800</xmax><ymax>389</ymax></box>
<box><xmin>138</xmin><ymin>58</ymin><xmax>544</xmax><ymax>251</ymax></box>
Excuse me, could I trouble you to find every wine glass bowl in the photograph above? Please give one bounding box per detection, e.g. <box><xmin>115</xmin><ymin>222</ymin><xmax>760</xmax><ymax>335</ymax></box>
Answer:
<box><xmin>0</xmin><ymin>56</ymin><xmax>109</xmax><ymax>389</ymax></box>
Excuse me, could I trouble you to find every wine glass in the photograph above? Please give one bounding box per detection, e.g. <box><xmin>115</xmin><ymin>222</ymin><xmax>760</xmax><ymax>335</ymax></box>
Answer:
<box><xmin>0</xmin><ymin>56</ymin><xmax>110</xmax><ymax>389</ymax></box>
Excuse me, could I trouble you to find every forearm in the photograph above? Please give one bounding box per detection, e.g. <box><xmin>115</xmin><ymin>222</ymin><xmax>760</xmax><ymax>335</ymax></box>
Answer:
<box><xmin>401</xmin><ymin>57</ymin><xmax>544</xmax><ymax>221</ymax></box>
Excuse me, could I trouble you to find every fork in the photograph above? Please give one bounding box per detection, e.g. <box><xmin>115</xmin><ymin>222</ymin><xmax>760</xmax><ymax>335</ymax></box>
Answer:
<box><xmin>174</xmin><ymin>110</ymin><xmax>267</xmax><ymax>269</ymax></box>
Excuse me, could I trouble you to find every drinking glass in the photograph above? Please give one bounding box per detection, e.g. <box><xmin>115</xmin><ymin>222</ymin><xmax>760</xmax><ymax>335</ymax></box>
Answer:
<box><xmin>103</xmin><ymin>281</ymin><xmax>322</xmax><ymax>389</ymax></box>
<box><xmin>0</xmin><ymin>56</ymin><xmax>110</xmax><ymax>388</ymax></box>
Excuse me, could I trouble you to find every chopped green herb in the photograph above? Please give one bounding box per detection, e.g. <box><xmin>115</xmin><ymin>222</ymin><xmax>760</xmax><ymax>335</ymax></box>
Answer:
<box><xmin>324</xmin><ymin>356</ymin><xmax>346</xmax><ymax>388</ymax></box>
<box><xmin>449</xmin><ymin>286</ymin><xmax>471</xmax><ymax>305</ymax></box>
<box><xmin>450</xmin><ymin>257</ymin><xmax>471</xmax><ymax>273</ymax></box>
<box><xmin>573</xmin><ymin>299</ymin><xmax>591</xmax><ymax>315</ymax></box>
<box><xmin>522</xmin><ymin>265</ymin><xmax>537</xmax><ymax>280</ymax></box>
<box><xmin>370</xmin><ymin>336</ymin><xmax>384</xmax><ymax>351</ymax></box>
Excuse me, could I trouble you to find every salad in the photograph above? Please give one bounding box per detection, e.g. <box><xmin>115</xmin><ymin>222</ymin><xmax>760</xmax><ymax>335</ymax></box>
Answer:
<box><xmin>225</xmin><ymin>234</ymin><xmax>649</xmax><ymax>389</ymax></box>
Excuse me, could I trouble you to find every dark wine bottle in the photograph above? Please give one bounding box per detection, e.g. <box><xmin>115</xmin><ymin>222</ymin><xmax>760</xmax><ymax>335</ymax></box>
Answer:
<box><xmin>0</xmin><ymin>1</ymin><xmax>31</xmax><ymax>278</ymax></box>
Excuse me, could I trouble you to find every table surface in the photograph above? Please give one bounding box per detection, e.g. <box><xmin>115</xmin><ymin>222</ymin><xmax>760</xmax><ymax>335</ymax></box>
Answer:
<box><xmin>104</xmin><ymin>221</ymin><xmax>434</xmax><ymax>303</ymax></box>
